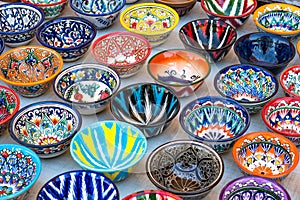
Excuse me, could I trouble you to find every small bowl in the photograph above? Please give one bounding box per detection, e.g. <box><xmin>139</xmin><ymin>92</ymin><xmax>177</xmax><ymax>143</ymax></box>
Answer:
<box><xmin>120</xmin><ymin>3</ymin><xmax>179</xmax><ymax>47</ymax></box>
<box><xmin>53</xmin><ymin>63</ymin><xmax>120</xmax><ymax>115</ymax></box>
<box><xmin>180</xmin><ymin>96</ymin><xmax>250</xmax><ymax>153</ymax></box>
<box><xmin>147</xmin><ymin>49</ymin><xmax>211</xmax><ymax>98</ymax></box>
<box><xmin>0</xmin><ymin>46</ymin><xmax>63</xmax><ymax>97</ymax></box>
<box><xmin>234</xmin><ymin>32</ymin><xmax>295</xmax><ymax>74</ymax></box>
<box><xmin>37</xmin><ymin>17</ymin><xmax>97</xmax><ymax>62</ymax></box>
<box><xmin>153</xmin><ymin>0</ymin><xmax>196</xmax><ymax>16</ymax></box>
<box><xmin>219</xmin><ymin>176</ymin><xmax>291</xmax><ymax>200</ymax></box>
<box><xmin>37</xmin><ymin>170</ymin><xmax>120</xmax><ymax>200</ymax></box>
<box><xmin>110</xmin><ymin>83</ymin><xmax>180</xmax><ymax>138</ymax></box>
<box><xmin>201</xmin><ymin>0</ymin><xmax>257</xmax><ymax>28</ymax></box>
<box><xmin>70</xmin><ymin>120</ymin><xmax>147</xmax><ymax>182</ymax></box>
<box><xmin>123</xmin><ymin>190</ymin><xmax>183</xmax><ymax>200</ymax></box>
<box><xmin>280</xmin><ymin>65</ymin><xmax>300</xmax><ymax>97</ymax></box>
<box><xmin>232</xmin><ymin>131</ymin><xmax>299</xmax><ymax>182</ymax></box>
<box><xmin>179</xmin><ymin>19</ymin><xmax>237</xmax><ymax>63</ymax></box>
<box><xmin>214</xmin><ymin>64</ymin><xmax>279</xmax><ymax>114</ymax></box>
<box><xmin>146</xmin><ymin>140</ymin><xmax>224</xmax><ymax>199</ymax></box>
<box><xmin>0</xmin><ymin>143</ymin><xmax>41</xmax><ymax>200</ymax></box>
<box><xmin>91</xmin><ymin>32</ymin><xmax>151</xmax><ymax>78</ymax></box>
<box><xmin>0</xmin><ymin>3</ymin><xmax>44</xmax><ymax>47</ymax></box>
<box><xmin>70</xmin><ymin>0</ymin><xmax>125</xmax><ymax>29</ymax></box>
<box><xmin>9</xmin><ymin>101</ymin><xmax>82</xmax><ymax>158</ymax></box>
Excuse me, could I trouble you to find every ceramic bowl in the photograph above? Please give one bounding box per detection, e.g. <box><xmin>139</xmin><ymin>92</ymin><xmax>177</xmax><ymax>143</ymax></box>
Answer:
<box><xmin>70</xmin><ymin>120</ymin><xmax>147</xmax><ymax>182</ymax></box>
<box><xmin>0</xmin><ymin>143</ymin><xmax>41</xmax><ymax>200</ymax></box>
<box><xmin>0</xmin><ymin>46</ymin><xmax>63</xmax><ymax>97</ymax></box>
<box><xmin>91</xmin><ymin>32</ymin><xmax>151</xmax><ymax>78</ymax></box>
<box><xmin>180</xmin><ymin>96</ymin><xmax>250</xmax><ymax>153</ymax></box>
<box><xmin>37</xmin><ymin>170</ymin><xmax>119</xmax><ymax>200</ymax></box>
<box><xmin>146</xmin><ymin>140</ymin><xmax>224</xmax><ymax>199</ymax></box>
<box><xmin>53</xmin><ymin>63</ymin><xmax>120</xmax><ymax>115</ymax></box>
<box><xmin>9</xmin><ymin>101</ymin><xmax>82</xmax><ymax>158</ymax></box>
<box><xmin>110</xmin><ymin>83</ymin><xmax>180</xmax><ymax>138</ymax></box>
<box><xmin>147</xmin><ymin>49</ymin><xmax>211</xmax><ymax>98</ymax></box>
<box><xmin>179</xmin><ymin>19</ymin><xmax>237</xmax><ymax>63</ymax></box>
<box><xmin>153</xmin><ymin>0</ymin><xmax>196</xmax><ymax>16</ymax></box>
<box><xmin>70</xmin><ymin>0</ymin><xmax>125</xmax><ymax>29</ymax></box>
<box><xmin>120</xmin><ymin>3</ymin><xmax>179</xmax><ymax>47</ymax></box>
<box><xmin>234</xmin><ymin>32</ymin><xmax>295</xmax><ymax>74</ymax></box>
<box><xmin>201</xmin><ymin>0</ymin><xmax>257</xmax><ymax>28</ymax></box>
<box><xmin>280</xmin><ymin>65</ymin><xmax>300</xmax><ymax>97</ymax></box>
<box><xmin>123</xmin><ymin>190</ymin><xmax>183</xmax><ymax>200</ymax></box>
<box><xmin>214</xmin><ymin>64</ymin><xmax>279</xmax><ymax>114</ymax></box>
<box><xmin>37</xmin><ymin>17</ymin><xmax>97</xmax><ymax>62</ymax></box>
<box><xmin>232</xmin><ymin>131</ymin><xmax>299</xmax><ymax>182</ymax></box>
<box><xmin>0</xmin><ymin>3</ymin><xmax>44</xmax><ymax>47</ymax></box>
<box><xmin>219</xmin><ymin>176</ymin><xmax>291</xmax><ymax>200</ymax></box>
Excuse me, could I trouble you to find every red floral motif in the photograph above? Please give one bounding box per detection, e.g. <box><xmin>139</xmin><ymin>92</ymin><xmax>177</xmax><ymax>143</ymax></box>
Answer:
<box><xmin>74</xmin><ymin>93</ymin><xmax>83</xmax><ymax>101</ymax></box>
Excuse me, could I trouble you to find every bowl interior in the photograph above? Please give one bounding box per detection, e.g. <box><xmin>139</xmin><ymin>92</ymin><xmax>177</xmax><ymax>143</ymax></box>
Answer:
<box><xmin>280</xmin><ymin>65</ymin><xmax>300</xmax><ymax>96</ymax></box>
<box><xmin>71</xmin><ymin>0</ymin><xmax>124</xmax><ymax>15</ymax></box>
<box><xmin>0</xmin><ymin>87</ymin><xmax>19</xmax><ymax>124</ymax></box>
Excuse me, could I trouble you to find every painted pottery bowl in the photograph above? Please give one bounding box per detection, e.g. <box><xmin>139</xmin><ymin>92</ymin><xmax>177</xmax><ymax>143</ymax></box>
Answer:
<box><xmin>120</xmin><ymin>3</ymin><xmax>179</xmax><ymax>47</ymax></box>
<box><xmin>53</xmin><ymin>64</ymin><xmax>120</xmax><ymax>115</ymax></box>
<box><xmin>153</xmin><ymin>0</ymin><xmax>196</xmax><ymax>16</ymax></box>
<box><xmin>91</xmin><ymin>32</ymin><xmax>151</xmax><ymax>78</ymax></box>
<box><xmin>37</xmin><ymin>170</ymin><xmax>119</xmax><ymax>200</ymax></box>
<box><xmin>0</xmin><ymin>144</ymin><xmax>41</xmax><ymax>200</ymax></box>
<box><xmin>179</xmin><ymin>19</ymin><xmax>237</xmax><ymax>63</ymax></box>
<box><xmin>110</xmin><ymin>83</ymin><xmax>180</xmax><ymax>138</ymax></box>
<box><xmin>70</xmin><ymin>0</ymin><xmax>125</xmax><ymax>29</ymax></box>
<box><xmin>234</xmin><ymin>32</ymin><xmax>295</xmax><ymax>74</ymax></box>
<box><xmin>147</xmin><ymin>49</ymin><xmax>211</xmax><ymax>98</ymax></box>
<box><xmin>37</xmin><ymin>17</ymin><xmax>97</xmax><ymax>62</ymax></box>
<box><xmin>146</xmin><ymin>140</ymin><xmax>224</xmax><ymax>199</ymax></box>
<box><xmin>219</xmin><ymin>176</ymin><xmax>291</xmax><ymax>200</ymax></box>
<box><xmin>214</xmin><ymin>64</ymin><xmax>279</xmax><ymax>114</ymax></box>
<box><xmin>9</xmin><ymin>101</ymin><xmax>82</xmax><ymax>158</ymax></box>
<box><xmin>0</xmin><ymin>37</ymin><xmax>4</xmax><ymax>55</ymax></box>
<box><xmin>0</xmin><ymin>46</ymin><xmax>63</xmax><ymax>97</ymax></box>
<box><xmin>180</xmin><ymin>96</ymin><xmax>250</xmax><ymax>153</ymax></box>
<box><xmin>123</xmin><ymin>190</ymin><xmax>183</xmax><ymax>200</ymax></box>
<box><xmin>0</xmin><ymin>3</ymin><xmax>44</xmax><ymax>47</ymax></box>
<box><xmin>70</xmin><ymin>120</ymin><xmax>147</xmax><ymax>182</ymax></box>
<box><xmin>201</xmin><ymin>0</ymin><xmax>257</xmax><ymax>28</ymax></box>
<box><xmin>232</xmin><ymin>131</ymin><xmax>299</xmax><ymax>182</ymax></box>
<box><xmin>280</xmin><ymin>65</ymin><xmax>300</xmax><ymax>97</ymax></box>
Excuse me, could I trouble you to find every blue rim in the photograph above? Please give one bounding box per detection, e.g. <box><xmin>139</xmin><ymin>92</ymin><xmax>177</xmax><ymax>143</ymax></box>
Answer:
<box><xmin>0</xmin><ymin>37</ymin><xmax>4</xmax><ymax>54</ymax></box>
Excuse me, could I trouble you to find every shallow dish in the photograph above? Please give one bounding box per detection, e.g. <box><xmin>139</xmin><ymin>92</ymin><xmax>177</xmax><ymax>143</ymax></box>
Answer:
<box><xmin>280</xmin><ymin>65</ymin><xmax>300</xmax><ymax>97</ymax></box>
<box><xmin>154</xmin><ymin>0</ymin><xmax>196</xmax><ymax>16</ymax></box>
<box><xmin>123</xmin><ymin>190</ymin><xmax>183</xmax><ymax>200</ymax></box>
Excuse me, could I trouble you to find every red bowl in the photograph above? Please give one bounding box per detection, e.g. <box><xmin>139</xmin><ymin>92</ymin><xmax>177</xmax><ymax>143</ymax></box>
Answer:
<box><xmin>280</xmin><ymin>65</ymin><xmax>300</xmax><ymax>97</ymax></box>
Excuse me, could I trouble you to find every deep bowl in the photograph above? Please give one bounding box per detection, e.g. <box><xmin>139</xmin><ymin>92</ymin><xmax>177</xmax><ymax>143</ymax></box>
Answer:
<box><xmin>180</xmin><ymin>96</ymin><xmax>250</xmax><ymax>153</ymax></box>
<box><xmin>153</xmin><ymin>0</ymin><xmax>196</xmax><ymax>16</ymax></box>
<box><xmin>110</xmin><ymin>83</ymin><xmax>180</xmax><ymax>138</ymax></box>
<box><xmin>37</xmin><ymin>17</ymin><xmax>97</xmax><ymax>62</ymax></box>
<box><xmin>280</xmin><ymin>65</ymin><xmax>300</xmax><ymax>97</ymax></box>
<box><xmin>214</xmin><ymin>64</ymin><xmax>279</xmax><ymax>113</ymax></box>
<box><xmin>179</xmin><ymin>19</ymin><xmax>237</xmax><ymax>63</ymax></box>
<box><xmin>123</xmin><ymin>190</ymin><xmax>183</xmax><ymax>200</ymax></box>
<box><xmin>147</xmin><ymin>49</ymin><xmax>211</xmax><ymax>98</ymax></box>
<box><xmin>70</xmin><ymin>120</ymin><xmax>147</xmax><ymax>182</ymax></box>
<box><xmin>91</xmin><ymin>32</ymin><xmax>151</xmax><ymax>78</ymax></box>
<box><xmin>146</xmin><ymin>140</ymin><xmax>224</xmax><ymax>199</ymax></box>
<box><xmin>0</xmin><ymin>46</ymin><xmax>63</xmax><ymax>97</ymax></box>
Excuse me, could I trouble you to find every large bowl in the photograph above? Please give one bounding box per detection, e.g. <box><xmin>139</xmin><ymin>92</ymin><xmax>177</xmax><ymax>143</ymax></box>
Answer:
<box><xmin>70</xmin><ymin>120</ymin><xmax>147</xmax><ymax>182</ymax></box>
<box><xmin>123</xmin><ymin>190</ymin><xmax>183</xmax><ymax>200</ymax></box>
<box><xmin>153</xmin><ymin>0</ymin><xmax>196</xmax><ymax>16</ymax></box>
<box><xmin>0</xmin><ymin>46</ymin><xmax>63</xmax><ymax>97</ymax></box>
<box><xmin>280</xmin><ymin>65</ymin><xmax>300</xmax><ymax>97</ymax></box>
<box><xmin>110</xmin><ymin>83</ymin><xmax>180</xmax><ymax>138</ymax></box>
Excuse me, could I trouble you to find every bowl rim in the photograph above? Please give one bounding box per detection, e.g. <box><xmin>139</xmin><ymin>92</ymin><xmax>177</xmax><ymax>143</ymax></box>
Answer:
<box><xmin>122</xmin><ymin>190</ymin><xmax>183</xmax><ymax>200</ymax></box>
<box><xmin>91</xmin><ymin>31</ymin><xmax>152</xmax><ymax>67</ymax></box>
<box><xmin>280</xmin><ymin>65</ymin><xmax>300</xmax><ymax>97</ymax></box>
<box><xmin>0</xmin><ymin>85</ymin><xmax>20</xmax><ymax>126</ymax></box>
<box><xmin>147</xmin><ymin>49</ymin><xmax>211</xmax><ymax>87</ymax></box>
<box><xmin>154</xmin><ymin>0</ymin><xmax>196</xmax><ymax>7</ymax></box>
<box><xmin>232</xmin><ymin>131</ymin><xmax>299</xmax><ymax>179</ymax></box>
<box><xmin>21</xmin><ymin>0</ymin><xmax>68</xmax><ymax>7</ymax></box>
<box><xmin>0</xmin><ymin>143</ymin><xmax>41</xmax><ymax>200</ymax></box>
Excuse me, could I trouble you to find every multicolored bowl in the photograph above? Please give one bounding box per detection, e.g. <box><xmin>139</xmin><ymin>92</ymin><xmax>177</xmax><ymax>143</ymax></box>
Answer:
<box><xmin>280</xmin><ymin>65</ymin><xmax>300</xmax><ymax>97</ymax></box>
<box><xmin>123</xmin><ymin>190</ymin><xmax>183</xmax><ymax>200</ymax></box>
<box><xmin>153</xmin><ymin>0</ymin><xmax>196</xmax><ymax>16</ymax></box>
<box><xmin>70</xmin><ymin>120</ymin><xmax>147</xmax><ymax>182</ymax></box>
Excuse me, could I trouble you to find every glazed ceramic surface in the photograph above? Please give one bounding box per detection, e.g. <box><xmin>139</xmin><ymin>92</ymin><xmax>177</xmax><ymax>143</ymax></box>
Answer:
<box><xmin>0</xmin><ymin>144</ymin><xmax>41</xmax><ymax>200</ymax></box>
<box><xmin>37</xmin><ymin>170</ymin><xmax>119</xmax><ymax>200</ymax></box>
<box><xmin>147</xmin><ymin>49</ymin><xmax>211</xmax><ymax>97</ymax></box>
<box><xmin>214</xmin><ymin>64</ymin><xmax>278</xmax><ymax>113</ymax></box>
<box><xmin>0</xmin><ymin>37</ymin><xmax>4</xmax><ymax>55</ymax></box>
<box><xmin>53</xmin><ymin>64</ymin><xmax>120</xmax><ymax>115</ymax></box>
<box><xmin>180</xmin><ymin>96</ymin><xmax>250</xmax><ymax>153</ymax></box>
<box><xmin>70</xmin><ymin>120</ymin><xmax>147</xmax><ymax>182</ymax></box>
<box><xmin>179</xmin><ymin>19</ymin><xmax>237</xmax><ymax>63</ymax></box>
<box><xmin>120</xmin><ymin>3</ymin><xmax>179</xmax><ymax>47</ymax></box>
<box><xmin>9</xmin><ymin>101</ymin><xmax>81</xmax><ymax>158</ymax></box>
<box><xmin>123</xmin><ymin>190</ymin><xmax>183</xmax><ymax>200</ymax></box>
<box><xmin>110</xmin><ymin>83</ymin><xmax>180</xmax><ymax>138</ymax></box>
<box><xmin>91</xmin><ymin>32</ymin><xmax>151</xmax><ymax>78</ymax></box>
<box><xmin>146</xmin><ymin>140</ymin><xmax>224</xmax><ymax>199</ymax></box>
<box><xmin>0</xmin><ymin>46</ymin><xmax>63</xmax><ymax>97</ymax></box>
<box><xmin>153</xmin><ymin>0</ymin><xmax>196</xmax><ymax>16</ymax></box>
<box><xmin>280</xmin><ymin>65</ymin><xmax>300</xmax><ymax>97</ymax></box>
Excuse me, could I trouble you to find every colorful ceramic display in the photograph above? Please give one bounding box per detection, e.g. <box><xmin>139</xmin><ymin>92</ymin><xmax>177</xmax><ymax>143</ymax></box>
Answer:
<box><xmin>110</xmin><ymin>83</ymin><xmax>180</xmax><ymax>138</ymax></box>
<box><xmin>120</xmin><ymin>3</ymin><xmax>179</xmax><ymax>47</ymax></box>
<box><xmin>280</xmin><ymin>65</ymin><xmax>300</xmax><ymax>97</ymax></box>
<box><xmin>153</xmin><ymin>0</ymin><xmax>196</xmax><ymax>16</ymax></box>
<box><xmin>179</xmin><ymin>19</ymin><xmax>237</xmax><ymax>63</ymax></box>
<box><xmin>91</xmin><ymin>32</ymin><xmax>151</xmax><ymax>78</ymax></box>
<box><xmin>70</xmin><ymin>120</ymin><xmax>147</xmax><ymax>182</ymax></box>
<box><xmin>123</xmin><ymin>190</ymin><xmax>183</xmax><ymax>200</ymax></box>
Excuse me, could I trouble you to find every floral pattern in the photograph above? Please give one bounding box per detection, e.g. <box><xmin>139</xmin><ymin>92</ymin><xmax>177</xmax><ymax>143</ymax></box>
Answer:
<box><xmin>281</xmin><ymin>65</ymin><xmax>300</xmax><ymax>96</ymax></box>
